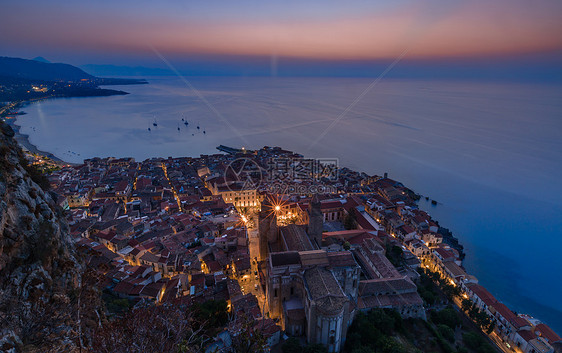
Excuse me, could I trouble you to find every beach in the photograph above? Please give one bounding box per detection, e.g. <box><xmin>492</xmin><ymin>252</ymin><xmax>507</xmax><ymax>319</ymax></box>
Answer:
<box><xmin>1</xmin><ymin>101</ymin><xmax>67</xmax><ymax>163</ymax></box>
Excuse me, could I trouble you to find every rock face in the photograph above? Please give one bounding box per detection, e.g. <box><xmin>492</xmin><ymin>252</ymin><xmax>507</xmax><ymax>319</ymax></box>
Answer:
<box><xmin>0</xmin><ymin>120</ymin><xmax>81</xmax><ymax>352</ymax></box>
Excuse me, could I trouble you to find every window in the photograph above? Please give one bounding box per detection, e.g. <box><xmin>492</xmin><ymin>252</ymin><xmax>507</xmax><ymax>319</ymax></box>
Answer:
<box><xmin>274</xmin><ymin>289</ymin><xmax>278</xmax><ymax>298</ymax></box>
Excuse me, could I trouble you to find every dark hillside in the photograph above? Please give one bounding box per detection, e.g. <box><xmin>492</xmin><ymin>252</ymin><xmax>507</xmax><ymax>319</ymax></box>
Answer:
<box><xmin>0</xmin><ymin>56</ymin><xmax>94</xmax><ymax>82</ymax></box>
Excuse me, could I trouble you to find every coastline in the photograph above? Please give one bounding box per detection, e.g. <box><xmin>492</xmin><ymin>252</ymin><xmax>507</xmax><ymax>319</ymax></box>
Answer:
<box><xmin>1</xmin><ymin>100</ymin><xmax>69</xmax><ymax>164</ymax></box>
<box><xmin>2</xmin><ymin>95</ymin><xmax>560</xmax><ymax>337</ymax></box>
<box><xmin>0</xmin><ymin>75</ymin><xmax>148</xmax><ymax>165</ymax></box>
<box><xmin>3</xmin><ymin>77</ymin><xmax>560</xmax><ymax>334</ymax></box>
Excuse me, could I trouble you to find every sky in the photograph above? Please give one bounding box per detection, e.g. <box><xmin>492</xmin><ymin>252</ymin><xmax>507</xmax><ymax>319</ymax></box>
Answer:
<box><xmin>1</xmin><ymin>0</ymin><xmax>561</xmax><ymax>78</ymax></box>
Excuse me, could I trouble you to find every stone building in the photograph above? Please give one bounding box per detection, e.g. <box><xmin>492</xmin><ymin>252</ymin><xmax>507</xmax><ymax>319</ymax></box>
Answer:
<box><xmin>259</xmin><ymin>195</ymin><xmax>424</xmax><ymax>352</ymax></box>
<box><xmin>260</xmin><ymin>197</ymin><xmax>360</xmax><ymax>352</ymax></box>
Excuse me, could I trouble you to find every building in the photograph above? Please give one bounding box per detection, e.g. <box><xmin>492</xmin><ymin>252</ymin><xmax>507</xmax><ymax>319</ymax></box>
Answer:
<box><xmin>259</xmin><ymin>195</ymin><xmax>424</xmax><ymax>352</ymax></box>
<box><xmin>207</xmin><ymin>179</ymin><xmax>259</xmax><ymax>208</ymax></box>
<box><xmin>261</xmin><ymin>198</ymin><xmax>357</xmax><ymax>352</ymax></box>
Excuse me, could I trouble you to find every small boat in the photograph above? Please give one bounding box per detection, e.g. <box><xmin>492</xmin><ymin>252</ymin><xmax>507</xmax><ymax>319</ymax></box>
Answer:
<box><xmin>177</xmin><ymin>124</ymin><xmax>181</xmax><ymax>131</ymax></box>
<box><xmin>148</xmin><ymin>127</ymin><xmax>151</xmax><ymax>131</ymax></box>
<box><xmin>203</xmin><ymin>130</ymin><xmax>206</xmax><ymax>134</ymax></box>
<box><xmin>197</xmin><ymin>125</ymin><xmax>200</xmax><ymax>130</ymax></box>
<box><xmin>184</xmin><ymin>121</ymin><xmax>188</xmax><ymax>126</ymax></box>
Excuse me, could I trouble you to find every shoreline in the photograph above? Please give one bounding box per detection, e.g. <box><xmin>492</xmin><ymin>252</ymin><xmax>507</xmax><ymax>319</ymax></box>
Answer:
<box><xmin>2</xmin><ymin>94</ymin><xmax>559</xmax><ymax>334</ymax></box>
<box><xmin>0</xmin><ymin>78</ymin><xmax>148</xmax><ymax>165</ymax></box>
<box><xmin>1</xmin><ymin>100</ymin><xmax>71</xmax><ymax>165</ymax></box>
<box><xmin>1</xmin><ymin>98</ymin><xmax>559</xmax><ymax>333</ymax></box>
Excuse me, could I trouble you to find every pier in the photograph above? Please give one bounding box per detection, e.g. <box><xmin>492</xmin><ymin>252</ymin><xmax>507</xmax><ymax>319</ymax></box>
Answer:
<box><xmin>216</xmin><ymin>145</ymin><xmax>255</xmax><ymax>155</ymax></box>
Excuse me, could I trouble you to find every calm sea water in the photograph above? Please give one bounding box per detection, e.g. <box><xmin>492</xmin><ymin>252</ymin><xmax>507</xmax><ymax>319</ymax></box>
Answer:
<box><xmin>17</xmin><ymin>77</ymin><xmax>562</xmax><ymax>332</ymax></box>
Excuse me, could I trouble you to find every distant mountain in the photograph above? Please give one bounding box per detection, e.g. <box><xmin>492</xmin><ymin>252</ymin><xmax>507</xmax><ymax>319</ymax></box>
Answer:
<box><xmin>0</xmin><ymin>56</ymin><xmax>147</xmax><ymax>102</ymax></box>
<box><xmin>81</xmin><ymin>64</ymin><xmax>170</xmax><ymax>77</ymax></box>
<box><xmin>0</xmin><ymin>56</ymin><xmax>94</xmax><ymax>82</ymax></box>
<box><xmin>32</xmin><ymin>56</ymin><xmax>51</xmax><ymax>63</ymax></box>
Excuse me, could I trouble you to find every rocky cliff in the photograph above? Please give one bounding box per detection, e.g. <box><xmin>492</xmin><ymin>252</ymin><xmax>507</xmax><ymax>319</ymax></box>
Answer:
<box><xmin>0</xmin><ymin>121</ymin><xmax>82</xmax><ymax>352</ymax></box>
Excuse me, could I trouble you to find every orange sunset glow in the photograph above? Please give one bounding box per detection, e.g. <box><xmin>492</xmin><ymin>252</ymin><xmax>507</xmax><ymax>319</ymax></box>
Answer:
<box><xmin>1</xmin><ymin>0</ymin><xmax>561</xmax><ymax>61</ymax></box>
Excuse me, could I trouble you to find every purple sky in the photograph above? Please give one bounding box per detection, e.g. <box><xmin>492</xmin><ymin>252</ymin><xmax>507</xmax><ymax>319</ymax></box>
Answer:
<box><xmin>1</xmin><ymin>0</ymin><xmax>561</xmax><ymax>77</ymax></box>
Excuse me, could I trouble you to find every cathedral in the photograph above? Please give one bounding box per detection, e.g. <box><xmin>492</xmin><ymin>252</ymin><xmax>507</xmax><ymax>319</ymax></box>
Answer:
<box><xmin>259</xmin><ymin>195</ymin><xmax>360</xmax><ymax>352</ymax></box>
<box><xmin>259</xmin><ymin>195</ymin><xmax>425</xmax><ymax>352</ymax></box>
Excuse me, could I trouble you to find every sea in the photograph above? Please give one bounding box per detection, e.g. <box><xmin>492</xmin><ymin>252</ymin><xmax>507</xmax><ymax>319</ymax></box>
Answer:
<box><xmin>15</xmin><ymin>76</ymin><xmax>562</xmax><ymax>332</ymax></box>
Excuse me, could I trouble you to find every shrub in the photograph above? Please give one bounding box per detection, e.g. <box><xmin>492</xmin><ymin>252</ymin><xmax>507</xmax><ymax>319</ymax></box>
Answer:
<box><xmin>282</xmin><ymin>337</ymin><xmax>302</xmax><ymax>353</ymax></box>
<box><xmin>462</xmin><ymin>332</ymin><xmax>495</xmax><ymax>353</ymax></box>
<box><xmin>378</xmin><ymin>336</ymin><xmax>408</xmax><ymax>353</ymax></box>
<box><xmin>350</xmin><ymin>347</ymin><xmax>373</xmax><ymax>353</ymax></box>
<box><xmin>431</xmin><ymin>306</ymin><xmax>461</xmax><ymax>329</ymax></box>
<box><xmin>419</xmin><ymin>288</ymin><xmax>436</xmax><ymax>305</ymax></box>
<box><xmin>437</xmin><ymin>324</ymin><xmax>455</xmax><ymax>342</ymax></box>
<box><xmin>19</xmin><ymin>156</ymin><xmax>50</xmax><ymax>190</ymax></box>
<box><xmin>193</xmin><ymin>299</ymin><xmax>228</xmax><ymax>330</ymax></box>
<box><xmin>303</xmin><ymin>344</ymin><xmax>328</xmax><ymax>353</ymax></box>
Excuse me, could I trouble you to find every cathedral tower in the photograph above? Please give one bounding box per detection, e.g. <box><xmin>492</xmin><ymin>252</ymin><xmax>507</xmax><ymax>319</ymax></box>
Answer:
<box><xmin>258</xmin><ymin>198</ymin><xmax>277</xmax><ymax>261</ymax></box>
<box><xmin>308</xmin><ymin>194</ymin><xmax>323</xmax><ymax>248</ymax></box>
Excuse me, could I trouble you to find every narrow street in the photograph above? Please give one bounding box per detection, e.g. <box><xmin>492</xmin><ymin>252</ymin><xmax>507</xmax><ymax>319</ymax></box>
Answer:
<box><xmin>244</xmin><ymin>212</ymin><xmax>267</xmax><ymax>312</ymax></box>
<box><xmin>161</xmin><ymin>163</ymin><xmax>182</xmax><ymax>210</ymax></box>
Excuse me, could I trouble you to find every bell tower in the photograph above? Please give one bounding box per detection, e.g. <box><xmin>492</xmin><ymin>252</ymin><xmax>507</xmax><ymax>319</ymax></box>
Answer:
<box><xmin>258</xmin><ymin>198</ymin><xmax>277</xmax><ymax>261</ymax></box>
<box><xmin>308</xmin><ymin>194</ymin><xmax>323</xmax><ymax>248</ymax></box>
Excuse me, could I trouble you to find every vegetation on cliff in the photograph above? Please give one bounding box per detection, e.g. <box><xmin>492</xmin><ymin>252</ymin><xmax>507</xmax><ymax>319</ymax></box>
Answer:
<box><xmin>0</xmin><ymin>120</ymin><xmax>85</xmax><ymax>351</ymax></box>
